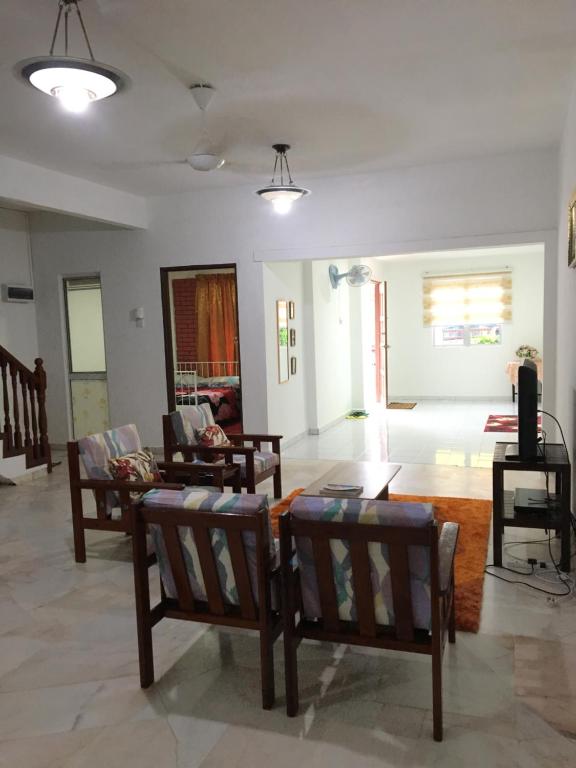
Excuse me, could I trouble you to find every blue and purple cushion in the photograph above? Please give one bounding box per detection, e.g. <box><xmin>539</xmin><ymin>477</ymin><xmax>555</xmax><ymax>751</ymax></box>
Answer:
<box><xmin>289</xmin><ymin>496</ymin><xmax>433</xmax><ymax>631</ymax></box>
<box><xmin>143</xmin><ymin>488</ymin><xmax>277</xmax><ymax>608</ymax></box>
<box><xmin>78</xmin><ymin>424</ymin><xmax>144</xmax><ymax>516</ymax></box>
<box><xmin>170</xmin><ymin>404</ymin><xmax>215</xmax><ymax>447</ymax></box>
<box><xmin>169</xmin><ymin>406</ymin><xmax>279</xmax><ymax>477</ymax></box>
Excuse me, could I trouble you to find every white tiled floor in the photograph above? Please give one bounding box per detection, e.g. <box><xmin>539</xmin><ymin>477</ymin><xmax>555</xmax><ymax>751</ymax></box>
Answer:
<box><xmin>0</xmin><ymin>411</ymin><xmax>575</xmax><ymax>767</ymax></box>
<box><xmin>285</xmin><ymin>399</ymin><xmax>517</xmax><ymax>467</ymax></box>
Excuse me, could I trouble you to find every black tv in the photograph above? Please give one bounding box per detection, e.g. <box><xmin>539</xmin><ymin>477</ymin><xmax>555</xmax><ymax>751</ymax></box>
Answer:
<box><xmin>506</xmin><ymin>359</ymin><xmax>541</xmax><ymax>461</ymax></box>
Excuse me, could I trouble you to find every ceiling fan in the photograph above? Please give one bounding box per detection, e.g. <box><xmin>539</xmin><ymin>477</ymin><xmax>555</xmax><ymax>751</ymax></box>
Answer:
<box><xmin>107</xmin><ymin>83</ymin><xmax>227</xmax><ymax>173</ymax></box>
<box><xmin>184</xmin><ymin>84</ymin><xmax>226</xmax><ymax>171</ymax></box>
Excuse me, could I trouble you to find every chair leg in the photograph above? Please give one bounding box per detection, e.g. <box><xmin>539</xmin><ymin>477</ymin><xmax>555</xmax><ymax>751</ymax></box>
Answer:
<box><xmin>259</xmin><ymin>628</ymin><xmax>275</xmax><ymax>709</ymax></box>
<box><xmin>448</xmin><ymin>580</ymin><xmax>456</xmax><ymax>644</ymax></box>
<box><xmin>138</xmin><ymin>618</ymin><xmax>155</xmax><ymax>689</ymax></box>
<box><xmin>284</xmin><ymin>633</ymin><xmax>299</xmax><ymax>716</ymax></box>
<box><xmin>273</xmin><ymin>467</ymin><xmax>282</xmax><ymax>499</ymax></box>
<box><xmin>432</xmin><ymin>648</ymin><xmax>443</xmax><ymax>742</ymax></box>
<box><xmin>71</xmin><ymin>500</ymin><xmax>86</xmax><ymax>563</ymax></box>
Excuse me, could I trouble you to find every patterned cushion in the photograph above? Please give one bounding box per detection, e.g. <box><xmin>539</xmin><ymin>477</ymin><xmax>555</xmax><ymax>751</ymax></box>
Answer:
<box><xmin>194</xmin><ymin>424</ymin><xmax>231</xmax><ymax>462</ymax></box>
<box><xmin>108</xmin><ymin>449</ymin><xmax>162</xmax><ymax>501</ymax></box>
<box><xmin>213</xmin><ymin>451</ymin><xmax>279</xmax><ymax>478</ymax></box>
<box><xmin>143</xmin><ymin>488</ymin><xmax>277</xmax><ymax>608</ymax></box>
<box><xmin>290</xmin><ymin>496</ymin><xmax>433</xmax><ymax>631</ymax></box>
<box><xmin>78</xmin><ymin>424</ymin><xmax>142</xmax><ymax>516</ymax></box>
<box><xmin>170</xmin><ymin>404</ymin><xmax>215</xmax><ymax>447</ymax></box>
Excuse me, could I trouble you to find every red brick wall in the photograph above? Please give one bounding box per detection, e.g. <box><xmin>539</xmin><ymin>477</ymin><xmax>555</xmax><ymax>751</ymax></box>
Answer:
<box><xmin>172</xmin><ymin>278</ymin><xmax>197</xmax><ymax>362</ymax></box>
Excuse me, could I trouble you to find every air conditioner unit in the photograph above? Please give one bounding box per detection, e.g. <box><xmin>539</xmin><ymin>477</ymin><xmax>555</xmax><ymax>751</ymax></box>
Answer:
<box><xmin>1</xmin><ymin>285</ymin><xmax>35</xmax><ymax>303</ymax></box>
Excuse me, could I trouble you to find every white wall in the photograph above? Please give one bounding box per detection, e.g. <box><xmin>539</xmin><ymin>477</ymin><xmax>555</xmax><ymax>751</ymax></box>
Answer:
<box><xmin>309</xmin><ymin>260</ymin><xmax>355</xmax><ymax>431</ymax></box>
<box><xmin>263</xmin><ymin>262</ymin><xmax>307</xmax><ymax>442</ymax></box>
<box><xmin>555</xmin><ymin>77</ymin><xmax>576</xmax><ymax>459</ymax></box>
<box><xmin>0</xmin><ymin>154</ymin><xmax>147</xmax><ymax>230</ymax></box>
<box><xmin>263</xmin><ymin>259</ymin><xmax>364</xmax><ymax>441</ymax></box>
<box><xmin>30</xmin><ymin>148</ymin><xmax>559</xmax><ymax>446</ymax></box>
<box><xmin>0</xmin><ymin>208</ymin><xmax>38</xmax><ymax>366</ymax></box>
<box><xmin>375</xmin><ymin>249</ymin><xmax>545</xmax><ymax>399</ymax></box>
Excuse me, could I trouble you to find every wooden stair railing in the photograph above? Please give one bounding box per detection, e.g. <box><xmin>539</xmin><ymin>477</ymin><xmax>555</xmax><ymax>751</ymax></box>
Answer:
<box><xmin>0</xmin><ymin>345</ymin><xmax>51</xmax><ymax>472</ymax></box>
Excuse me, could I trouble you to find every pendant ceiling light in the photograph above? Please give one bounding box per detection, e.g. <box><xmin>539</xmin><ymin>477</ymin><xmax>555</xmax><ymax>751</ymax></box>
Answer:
<box><xmin>256</xmin><ymin>144</ymin><xmax>310</xmax><ymax>214</ymax></box>
<box><xmin>17</xmin><ymin>0</ymin><xmax>128</xmax><ymax>114</ymax></box>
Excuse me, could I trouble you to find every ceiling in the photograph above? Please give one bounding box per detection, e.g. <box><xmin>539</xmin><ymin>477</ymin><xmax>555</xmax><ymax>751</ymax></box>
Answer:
<box><xmin>1</xmin><ymin>0</ymin><xmax>576</xmax><ymax>196</ymax></box>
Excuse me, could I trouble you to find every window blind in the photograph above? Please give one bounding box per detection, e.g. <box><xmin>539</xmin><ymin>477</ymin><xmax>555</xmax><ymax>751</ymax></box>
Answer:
<box><xmin>422</xmin><ymin>271</ymin><xmax>512</xmax><ymax>327</ymax></box>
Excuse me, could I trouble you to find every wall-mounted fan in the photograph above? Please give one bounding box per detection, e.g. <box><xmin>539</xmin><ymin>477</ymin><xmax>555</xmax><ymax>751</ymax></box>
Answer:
<box><xmin>329</xmin><ymin>264</ymin><xmax>373</xmax><ymax>288</ymax></box>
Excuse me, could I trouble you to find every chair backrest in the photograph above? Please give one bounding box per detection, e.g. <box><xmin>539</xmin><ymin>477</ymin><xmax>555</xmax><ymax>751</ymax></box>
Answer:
<box><xmin>140</xmin><ymin>487</ymin><xmax>275</xmax><ymax>619</ymax></box>
<box><xmin>168</xmin><ymin>404</ymin><xmax>215</xmax><ymax>447</ymax></box>
<box><xmin>78</xmin><ymin>424</ymin><xmax>142</xmax><ymax>511</ymax></box>
<box><xmin>288</xmin><ymin>496</ymin><xmax>436</xmax><ymax>639</ymax></box>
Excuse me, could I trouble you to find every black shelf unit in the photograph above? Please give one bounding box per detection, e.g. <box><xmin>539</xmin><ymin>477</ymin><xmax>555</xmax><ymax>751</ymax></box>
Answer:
<box><xmin>492</xmin><ymin>442</ymin><xmax>572</xmax><ymax>572</ymax></box>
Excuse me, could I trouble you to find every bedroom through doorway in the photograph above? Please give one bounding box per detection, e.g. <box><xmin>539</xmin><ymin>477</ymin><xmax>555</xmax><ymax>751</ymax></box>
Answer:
<box><xmin>160</xmin><ymin>264</ymin><xmax>243</xmax><ymax>434</ymax></box>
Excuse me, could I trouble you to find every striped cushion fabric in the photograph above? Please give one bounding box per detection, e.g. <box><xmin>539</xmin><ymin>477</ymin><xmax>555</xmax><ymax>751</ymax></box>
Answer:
<box><xmin>170</xmin><ymin>404</ymin><xmax>215</xmax><ymax>447</ymax></box>
<box><xmin>78</xmin><ymin>424</ymin><xmax>143</xmax><ymax>516</ymax></box>
<box><xmin>290</xmin><ymin>496</ymin><xmax>433</xmax><ymax>631</ymax></box>
<box><xmin>143</xmin><ymin>487</ymin><xmax>276</xmax><ymax>608</ymax></box>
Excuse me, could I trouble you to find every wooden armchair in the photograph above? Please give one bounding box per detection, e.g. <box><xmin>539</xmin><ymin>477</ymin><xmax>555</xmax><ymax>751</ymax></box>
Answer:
<box><xmin>68</xmin><ymin>423</ymin><xmax>241</xmax><ymax>563</ymax></box>
<box><xmin>279</xmin><ymin>496</ymin><xmax>459</xmax><ymax>741</ymax></box>
<box><xmin>131</xmin><ymin>487</ymin><xmax>282</xmax><ymax>709</ymax></box>
<box><xmin>163</xmin><ymin>404</ymin><xmax>283</xmax><ymax>497</ymax></box>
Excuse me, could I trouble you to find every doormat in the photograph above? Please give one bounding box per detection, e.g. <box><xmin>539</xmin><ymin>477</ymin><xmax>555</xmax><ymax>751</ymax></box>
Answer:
<box><xmin>484</xmin><ymin>414</ymin><xmax>542</xmax><ymax>433</ymax></box>
<box><xmin>270</xmin><ymin>490</ymin><xmax>491</xmax><ymax>633</ymax></box>
<box><xmin>346</xmin><ymin>410</ymin><xmax>369</xmax><ymax>419</ymax></box>
<box><xmin>387</xmin><ymin>402</ymin><xmax>417</xmax><ymax>410</ymax></box>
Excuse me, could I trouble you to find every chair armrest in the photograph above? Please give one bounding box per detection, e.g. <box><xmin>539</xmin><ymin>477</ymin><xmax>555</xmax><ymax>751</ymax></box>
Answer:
<box><xmin>229</xmin><ymin>433</ymin><xmax>283</xmax><ymax>442</ymax></box>
<box><xmin>172</xmin><ymin>443</ymin><xmax>257</xmax><ymax>457</ymax></box>
<box><xmin>438</xmin><ymin>522</ymin><xmax>459</xmax><ymax>595</ymax></box>
<box><xmin>158</xmin><ymin>460</ymin><xmax>240</xmax><ymax>480</ymax></box>
<box><xmin>78</xmin><ymin>478</ymin><xmax>185</xmax><ymax>492</ymax></box>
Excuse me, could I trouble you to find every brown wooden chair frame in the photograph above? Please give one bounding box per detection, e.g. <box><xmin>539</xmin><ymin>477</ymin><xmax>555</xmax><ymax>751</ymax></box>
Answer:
<box><xmin>131</xmin><ymin>500</ymin><xmax>283</xmax><ymax>709</ymax></box>
<box><xmin>279</xmin><ymin>512</ymin><xmax>459</xmax><ymax>741</ymax></box>
<box><xmin>163</xmin><ymin>414</ymin><xmax>283</xmax><ymax>496</ymax></box>
<box><xmin>68</xmin><ymin>440</ymin><xmax>241</xmax><ymax>563</ymax></box>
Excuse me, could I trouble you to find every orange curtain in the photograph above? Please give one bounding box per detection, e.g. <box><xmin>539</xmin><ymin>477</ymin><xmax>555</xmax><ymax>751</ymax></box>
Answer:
<box><xmin>195</xmin><ymin>274</ymin><xmax>238</xmax><ymax>375</ymax></box>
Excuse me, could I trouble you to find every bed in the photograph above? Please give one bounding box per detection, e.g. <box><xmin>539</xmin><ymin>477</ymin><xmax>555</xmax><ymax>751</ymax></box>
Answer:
<box><xmin>174</xmin><ymin>361</ymin><xmax>241</xmax><ymax>424</ymax></box>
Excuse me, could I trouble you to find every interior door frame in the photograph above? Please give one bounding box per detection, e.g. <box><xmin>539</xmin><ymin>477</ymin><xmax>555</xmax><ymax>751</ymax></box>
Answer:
<box><xmin>62</xmin><ymin>274</ymin><xmax>110</xmax><ymax>438</ymax></box>
<box><xmin>159</xmin><ymin>264</ymin><xmax>242</xmax><ymax>425</ymax></box>
<box><xmin>373</xmin><ymin>279</ymin><xmax>389</xmax><ymax>407</ymax></box>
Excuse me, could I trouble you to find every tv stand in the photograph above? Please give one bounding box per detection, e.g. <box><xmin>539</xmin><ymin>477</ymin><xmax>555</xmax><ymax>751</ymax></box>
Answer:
<box><xmin>504</xmin><ymin>443</ymin><xmax>544</xmax><ymax>461</ymax></box>
<box><xmin>492</xmin><ymin>442</ymin><xmax>572</xmax><ymax>572</ymax></box>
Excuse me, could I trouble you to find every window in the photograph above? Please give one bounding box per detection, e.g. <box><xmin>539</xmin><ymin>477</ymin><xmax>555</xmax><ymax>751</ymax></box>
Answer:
<box><xmin>424</xmin><ymin>270</ymin><xmax>510</xmax><ymax>348</ymax></box>
<box><xmin>433</xmin><ymin>324</ymin><xmax>501</xmax><ymax>347</ymax></box>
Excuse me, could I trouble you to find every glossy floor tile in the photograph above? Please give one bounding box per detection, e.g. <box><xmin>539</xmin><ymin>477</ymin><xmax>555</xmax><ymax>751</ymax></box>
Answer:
<box><xmin>284</xmin><ymin>399</ymin><xmax>518</xmax><ymax>466</ymax></box>
<box><xmin>0</xmin><ymin>448</ymin><xmax>574</xmax><ymax>767</ymax></box>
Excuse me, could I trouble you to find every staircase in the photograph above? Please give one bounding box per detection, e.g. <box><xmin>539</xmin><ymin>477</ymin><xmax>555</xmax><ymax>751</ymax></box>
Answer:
<box><xmin>0</xmin><ymin>345</ymin><xmax>51</xmax><ymax>482</ymax></box>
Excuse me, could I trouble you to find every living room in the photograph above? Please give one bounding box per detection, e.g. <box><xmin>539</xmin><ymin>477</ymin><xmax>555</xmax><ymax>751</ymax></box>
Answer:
<box><xmin>0</xmin><ymin>2</ymin><xmax>576</xmax><ymax>766</ymax></box>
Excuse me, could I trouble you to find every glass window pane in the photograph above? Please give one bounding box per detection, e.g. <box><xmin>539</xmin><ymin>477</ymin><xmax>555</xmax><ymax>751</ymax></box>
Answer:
<box><xmin>433</xmin><ymin>325</ymin><xmax>465</xmax><ymax>346</ymax></box>
<box><xmin>469</xmin><ymin>324</ymin><xmax>501</xmax><ymax>345</ymax></box>
<box><xmin>66</xmin><ymin>279</ymin><xmax>107</xmax><ymax>372</ymax></box>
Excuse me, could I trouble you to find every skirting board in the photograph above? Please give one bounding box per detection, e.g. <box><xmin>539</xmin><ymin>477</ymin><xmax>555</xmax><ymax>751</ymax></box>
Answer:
<box><xmin>308</xmin><ymin>413</ymin><xmax>347</xmax><ymax>436</ymax></box>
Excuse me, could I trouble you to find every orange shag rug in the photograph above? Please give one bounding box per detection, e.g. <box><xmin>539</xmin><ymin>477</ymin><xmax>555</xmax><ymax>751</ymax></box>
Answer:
<box><xmin>270</xmin><ymin>490</ymin><xmax>491</xmax><ymax>633</ymax></box>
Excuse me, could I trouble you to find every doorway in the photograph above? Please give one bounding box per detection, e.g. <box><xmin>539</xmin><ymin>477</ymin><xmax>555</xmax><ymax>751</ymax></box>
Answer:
<box><xmin>160</xmin><ymin>264</ymin><xmax>243</xmax><ymax>434</ymax></box>
<box><xmin>374</xmin><ymin>280</ymin><xmax>389</xmax><ymax>406</ymax></box>
<box><xmin>63</xmin><ymin>276</ymin><xmax>110</xmax><ymax>438</ymax></box>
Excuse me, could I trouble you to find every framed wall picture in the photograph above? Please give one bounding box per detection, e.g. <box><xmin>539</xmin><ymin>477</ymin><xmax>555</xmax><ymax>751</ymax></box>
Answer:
<box><xmin>288</xmin><ymin>300</ymin><xmax>295</xmax><ymax>319</ymax></box>
<box><xmin>290</xmin><ymin>356</ymin><xmax>297</xmax><ymax>375</ymax></box>
<box><xmin>569</xmin><ymin>194</ymin><xmax>576</xmax><ymax>268</ymax></box>
<box><xmin>290</xmin><ymin>328</ymin><xmax>296</xmax><ymax>346</ymax></box>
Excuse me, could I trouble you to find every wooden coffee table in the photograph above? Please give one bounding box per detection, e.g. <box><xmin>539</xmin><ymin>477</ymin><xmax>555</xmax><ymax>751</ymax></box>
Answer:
<box><xmin>301</xmin><ymin>460</ymin><xmax>401</xmax><ymax>501</ymax></box>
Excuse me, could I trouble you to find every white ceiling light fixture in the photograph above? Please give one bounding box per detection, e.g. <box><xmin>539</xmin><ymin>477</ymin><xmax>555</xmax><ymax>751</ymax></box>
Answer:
<box><xmin>186</xmin><ymin>84</ymin><xmax>225</xmax><ymax>172</ymax></box>
<box><xmin>256</xmin><ymin>144</ymin><xmax>310</xmax><ymax>214</ymax></box>
<box><xmin>16</xmin><ymin>0</ymin><xmax>128</xmax><ymax>114</ymax></box>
